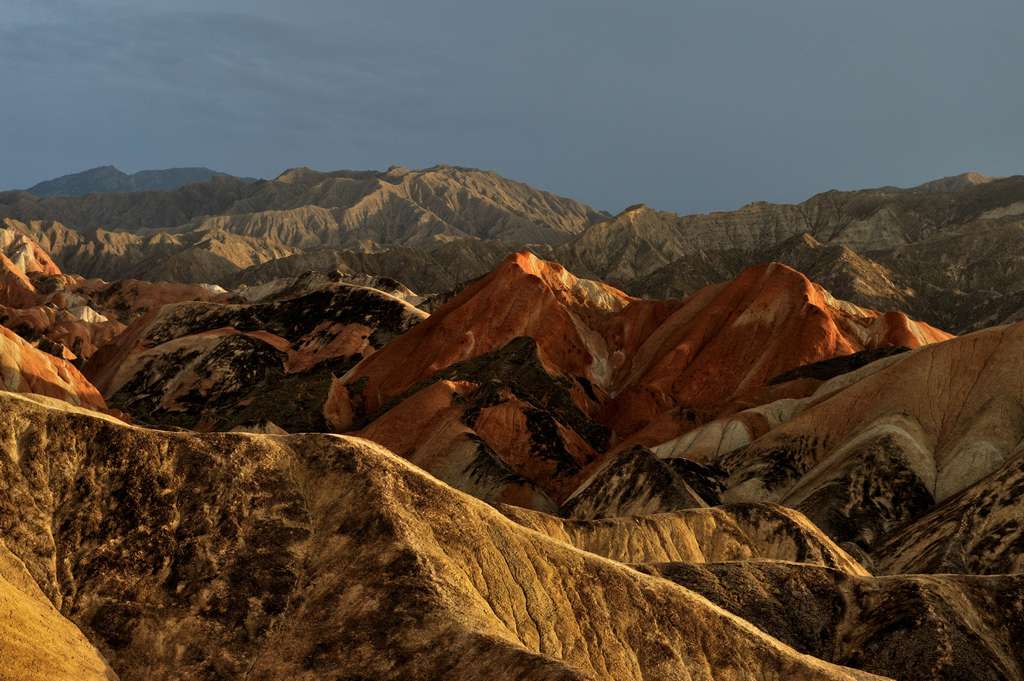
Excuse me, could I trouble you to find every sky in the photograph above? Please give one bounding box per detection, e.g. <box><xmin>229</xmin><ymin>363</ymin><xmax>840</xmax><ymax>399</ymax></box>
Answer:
<box><xmin>2</xmin><ymin>0</ymin><xmax>1023</xmax><ymax>214</ymax></box>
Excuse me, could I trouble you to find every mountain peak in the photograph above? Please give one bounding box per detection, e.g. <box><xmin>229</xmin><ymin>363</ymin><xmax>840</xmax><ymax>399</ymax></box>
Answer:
<box><xmin>497</xmin><ymin>250</ymin><xmax>632</xmax><ymax>312</ymax></box>
<box><xmin>274</xmin><ymin>166</ymin><xmax>321</xmax><ymax>184</ymax></box>
<box><xmin>913</xmin><ymin>171</ymin><xmax>996</xmax><ymax>193</ymax></box>
<box><xmin>617</xmin><ymin>203</ymin><xmax>651</xmax><ymax>216</ymax></box>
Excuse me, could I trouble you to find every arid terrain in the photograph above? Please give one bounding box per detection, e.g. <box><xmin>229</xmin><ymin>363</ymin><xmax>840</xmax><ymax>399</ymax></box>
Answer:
<box><xmin>1</xmin><ymin>165</ymin><xmax>1023</xmax><ymax>680</ymax></box>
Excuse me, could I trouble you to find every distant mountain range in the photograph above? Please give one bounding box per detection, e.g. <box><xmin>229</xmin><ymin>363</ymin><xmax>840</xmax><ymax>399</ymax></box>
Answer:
<box><xmin>24</xmin><ymin>165</ymin><xmax>257</xmax><ymax>196</ymax></box>
<box><xmin>2</xmin><ymin>164</ymin><xmax>1022</xmax><ymax>333</ymax></box>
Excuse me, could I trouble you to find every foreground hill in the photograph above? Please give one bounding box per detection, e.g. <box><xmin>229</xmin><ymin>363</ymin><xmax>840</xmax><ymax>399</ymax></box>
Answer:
<box><xmin>3</xmin><ymin>390</ymin><xmax>1023</xmax><ymax>680</ymax></box>
<box><xmin>646</xmin><ymin>562</ymin><xmax>1024</xmax><ymax>681</ymax></box>
<box><xmin>0</xmin><ymin>535</ymin><xmax>115</xmax><ymax>681</ymax></box>
<box><xmin>0</xmin><ymin>390</ymin><xmax>888</xmax><ymax>681</ymax></box>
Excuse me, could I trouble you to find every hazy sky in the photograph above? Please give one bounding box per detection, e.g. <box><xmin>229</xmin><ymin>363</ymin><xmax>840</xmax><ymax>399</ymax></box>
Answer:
<box><xmin>3</xmin><ymin>0</ymin><xmax>1023</xmax><ymax>213</ymax></box>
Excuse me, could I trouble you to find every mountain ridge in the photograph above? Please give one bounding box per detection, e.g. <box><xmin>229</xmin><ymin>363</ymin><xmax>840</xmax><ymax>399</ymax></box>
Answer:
<box><xmin>24</xmin><ymin>165</ymin><xmax>257</xmax><ymax>197</ymax></box>
<box><xmin>7</xmin><ymin>164</ymin><xmax>1024</xmax><ymax>334</ymax></box>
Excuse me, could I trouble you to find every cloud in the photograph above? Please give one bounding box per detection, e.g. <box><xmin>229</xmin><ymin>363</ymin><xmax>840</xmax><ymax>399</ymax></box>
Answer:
<box><xmin>2</xmin><ymin>0</ymin><xmax>1023</xmax><ymax>212</ymax></box>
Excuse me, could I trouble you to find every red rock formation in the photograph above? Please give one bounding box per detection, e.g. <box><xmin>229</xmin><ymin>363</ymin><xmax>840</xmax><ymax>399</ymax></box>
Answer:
<box><xmin>326</xmin><ymin>251</ymin><xmax>673</xmax><ymax>430</ymax></box>
<box><xmin>73</xmin><ymin>278</ymin><xmax>233</xmax><ymax>322</ymax></box>
<box><xmin>326</xmin><ymin>254</ymin><xmax>950</xmax><ymax>506</ymax></box>
<box><xmin>607</xmin><ymin>262</ymin><xmax>951</xmax><ymax>442</ymax></box>
<box><xmin>0</xmin><ymin>225</ymin><xmax>227</xmax><ymax>363</ymax></box>
<box><xmin>0</xmin><ymin>324</ymin><xmax>105</xmax><ymax>409</ymax></box>
<box><xmin>0</xmin><ymin>304</ymin><xmax>126</xmax><ymax>361</ymax></box>
<box><xmin>0</xmin><ymin>254</ymin><xmax>41</xmax><ymax>308</ymax></box>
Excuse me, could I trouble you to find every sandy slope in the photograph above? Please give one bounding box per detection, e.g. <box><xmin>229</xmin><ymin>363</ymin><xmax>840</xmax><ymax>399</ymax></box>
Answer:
<box><xmin>0</xmin><ymin>390</ymin><xmax>884</xmax><ymax>681</ymax></box>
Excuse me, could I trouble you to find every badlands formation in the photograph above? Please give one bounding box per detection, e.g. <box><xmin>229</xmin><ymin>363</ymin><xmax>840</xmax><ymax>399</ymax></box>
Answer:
<box><xmin>5</xmin><ymin>166</ymin><xmax>1024</xmax><ymax>332</ymax></box>
<box><xmin>0</xmin><ymin>166</ymin><xmax>1023</xmax><ymax>680</ymax></box>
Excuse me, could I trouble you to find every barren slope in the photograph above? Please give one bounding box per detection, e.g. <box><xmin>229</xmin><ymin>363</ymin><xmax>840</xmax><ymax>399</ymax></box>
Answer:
<box><xmin>1</xmin><ymin>165</ymin><xmax>602</xmax><ymax>285</ymax></box>
<box><xmin>644</xmin><ymin>562</ymin><xmax>1024</xmax><ymax>681</ymax></box>
<box><xmin>0</xmin><ymin>540</ymin><xmax>115</xmax><ymax>681</ymax></box>
<box><xmin>0</xmin><ymin>390</ymin><xmax>884</xmax><ymax>681</ymax></box>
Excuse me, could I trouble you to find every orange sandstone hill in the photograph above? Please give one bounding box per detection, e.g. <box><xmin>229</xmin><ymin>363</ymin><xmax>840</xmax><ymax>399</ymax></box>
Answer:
<box><xmin>0</xmin><ymin>252</ymin><xmax>41</xmax><ymax>309</ymax></box>
<box><xmin>323</xmin><ymin>251</ymin><xmax>668</xmax><ymax>428</ymax></box>
<box><xmin>0</xmin><ymin>224</ymin><xmax>61</xmax><ymax>309</ymax></box>
<box><xmin>325</xmin><ymin>252</ymin><xmax>949</xmax><ymax>506</ymax></box>
<box><xmin>0</xmin><ymin>324</ymin><xmax>105</xmax><ymax>409</ymax></box>
<box><xmin>0</xmin><ymin>223</ymin><xmax>62</xmax><ymax>277</ymax></box>
<box><xmin>322</xmin><ymin>252</ymin><xmax>677</xmax><ymax>506</ymax></box>
<box><xmin>0</xmin><ymin>228</ymin><xmax>124</xmax><ymax>362</ymax></box>
<box><xmin>607</xmin><ymin>260</ymin><xmax>951</xmax><ymax>446</ymax></box>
